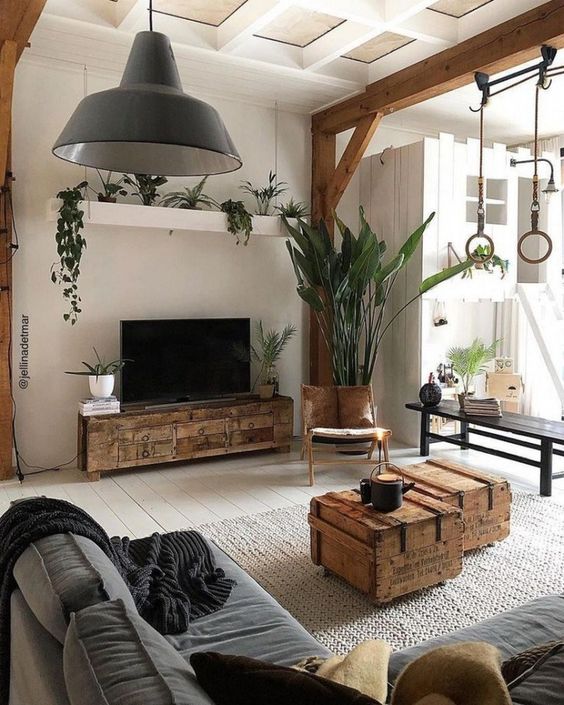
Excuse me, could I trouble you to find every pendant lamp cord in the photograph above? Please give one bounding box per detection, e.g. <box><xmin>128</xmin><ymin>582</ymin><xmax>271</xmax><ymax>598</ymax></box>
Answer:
<box><xmin>477</xmin><ymin>106</ymin><xmax>485</xmax><ymax>235</ymax></box>
<box><xmin>149</xmin><ymin>0</ymin><xmax>153</xmax><ymax>31</ymax></box>
<box><xmin>531</xmin><ymin>84</ymin><xmax>540</xmax><ymax>230</ymax></box>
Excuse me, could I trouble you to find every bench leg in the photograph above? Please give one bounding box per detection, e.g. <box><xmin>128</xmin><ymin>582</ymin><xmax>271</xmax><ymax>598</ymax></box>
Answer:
<box><xmin>540</xmin><ymin>438</ymin><xmax>553</xmax><ymax>497</ymax></box>
<box><xmin>460</xmin><ymin>420</ymin><xmax>469</xmax><ymax>450</ymax></box>
<box><xmin>420</xmin><ymin>412</ymin><xmax>430</xmax><ymax>456</ymax></box>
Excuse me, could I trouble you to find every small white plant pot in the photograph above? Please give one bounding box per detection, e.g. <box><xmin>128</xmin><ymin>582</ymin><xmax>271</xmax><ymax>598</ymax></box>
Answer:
<box><xmin>89</xmin><ymin>374</ymin><xmax>115</xmax><ymax>398</ymax></box>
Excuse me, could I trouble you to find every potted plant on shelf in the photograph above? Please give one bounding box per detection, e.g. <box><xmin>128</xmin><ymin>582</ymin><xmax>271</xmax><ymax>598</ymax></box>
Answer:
<box><xmin>284</xmin><ymin>207</ymin><xmax>473</xmax><ymax>385</ymax></box>
<box><xmin>219</xmin><ymin>199</ymin><xmax>253</xmax><ymax>245</ymax></box>
<box><xmin>122</xmin><ymin>174</ymin><xmax>168</xmax><ymax>206</ymax></box>
<box><xmin>52</xmin><ymin>181</ymin><xmax>88</xmax><ymax>325</ymax></box>
<box><xmin>447</xmin><ymin>338</ymin><xmax>500</xmax><ymax>406</ymax></box>
<box><xmin>159</xmin><ymin>176</ymin><xmax>216</xmax><ymax>210</ymax></box>
<box><xmin>251</xmin><ymin>321</ymin><xmax>297</xmax><ymax>399</ymax></box>
<box><xmin>276</xmin><ymin>198</ymin><xmax>309</xmax><ymax>219</ymax></box>
<box><xmin>89</xmin><ymin>170</ymin><xmax>128</xmax><ymax>203</ymax></box>
<box><xmin>241</xmin><ymin>171</ymin><xmax>287</xmax><ymax>215</ymax></box>
<box><xmin>462</xmin><ymin>244</ymin><xmax>509</xmax><ymax>278</ymax></box>
<box><xmin>66</xmin><ymin>348</ymin><xmax>131</xmax><ymax>398</ymax></box>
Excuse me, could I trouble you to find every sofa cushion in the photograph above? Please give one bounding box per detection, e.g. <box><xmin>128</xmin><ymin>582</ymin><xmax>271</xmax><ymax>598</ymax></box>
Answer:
<box><xmin>190</xmin><ymin>652</ymin><xmax>380</xmax><ymax>705</ymax></box>
<box><xmin>13</xmin><ymin>533</ymin><xmax>136</xmax><ymax>644</ymax></box>
<box><xmin>64</xmin><ymin>599</ymin><xmax>213</xmax><ymax>705</ymax></box>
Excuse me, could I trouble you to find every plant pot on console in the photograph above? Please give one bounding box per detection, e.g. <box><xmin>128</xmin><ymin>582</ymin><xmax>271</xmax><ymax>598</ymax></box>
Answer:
<box><xmin>89</xmin><ymin>374</ymin><xmax>115</xmax><ymax>398</ymax></box>
<box><xmin>258</xmin><ymin>383</ymin><xmax>275</xmax><ymax>400</ymax></box>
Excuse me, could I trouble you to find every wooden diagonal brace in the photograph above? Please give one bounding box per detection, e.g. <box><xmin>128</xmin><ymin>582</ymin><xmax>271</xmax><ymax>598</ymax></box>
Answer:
<box><xmin>324</xmin><ymin>113</ymin><xmax>382</xmax><ymax>215</ymax></box>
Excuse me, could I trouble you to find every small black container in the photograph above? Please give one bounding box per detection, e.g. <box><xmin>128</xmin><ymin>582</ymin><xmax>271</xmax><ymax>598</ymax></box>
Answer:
<box><xmin>359</xmin><ymin>478</ymin><xmax>371</xmax><ymax>504</ymax></box>
<box><xmin>419</xmin><ymin>372</ymin><xmax>442</xmax><ymax>407</ymax></box>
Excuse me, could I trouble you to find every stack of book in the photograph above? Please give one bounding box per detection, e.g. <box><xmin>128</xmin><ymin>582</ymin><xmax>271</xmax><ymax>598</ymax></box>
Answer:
<box><xmin>79</xmin><ymin>396</ymin><xmax>120</xmax><ymax>416</ymax></box>
<box><xmin>461</xmin><ymin>397</ymin><xmax>502</xmax><ymax>417</ymax></box>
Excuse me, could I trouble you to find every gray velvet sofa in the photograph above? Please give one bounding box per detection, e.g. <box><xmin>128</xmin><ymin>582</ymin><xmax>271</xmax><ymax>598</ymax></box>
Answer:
<box><xmin>9</xmin><ymin>532</ymin><xmax>564</xmax><ymax>705</ymax></box>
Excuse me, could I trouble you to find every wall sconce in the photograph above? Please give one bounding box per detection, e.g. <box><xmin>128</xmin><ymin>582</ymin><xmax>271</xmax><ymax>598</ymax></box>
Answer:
<box><xmin>510</xmin><ymin>157</ymin><xmax>559</xmax><ymax>203</ymax></box>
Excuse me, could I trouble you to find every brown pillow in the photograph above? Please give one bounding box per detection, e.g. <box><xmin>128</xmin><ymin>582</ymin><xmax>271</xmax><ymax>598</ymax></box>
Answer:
<box><xmin>337</xmin><ymin>386</ymin><xmax>374</xmax><ymax>428</ymax></box>
<box><xmin>190</xmin><ymin>652</ymin><xmax>381</xmax><ymax>705</ymax></box>
<box><xmin>302</xmin><ymin>385</ymin><xmax>339</xmax><ymax>429</ymax></box>
<box><xmin>502</xmin><ymin>640</ymin><xmax>564</xmax><ymax>688</ymax></box>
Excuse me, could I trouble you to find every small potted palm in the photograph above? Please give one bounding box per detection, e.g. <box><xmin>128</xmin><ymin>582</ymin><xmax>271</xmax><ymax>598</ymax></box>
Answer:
<box><xmin>66</xmin><ymin>348</ymin><xmax>131</xmax><ymax>398</ymax></box>
<box><xmin>447</xmin><ymin>338</ymin><xmax>500</xmax><ymax>407</ymax></box>
<box><xmin>251</xmin><ymin>322</ymin><xmax>297</xmax><ymax>399</ymax></box>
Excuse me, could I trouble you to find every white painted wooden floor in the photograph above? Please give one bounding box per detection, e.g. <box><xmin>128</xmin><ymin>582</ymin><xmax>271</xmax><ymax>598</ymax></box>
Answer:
<box><xmin>2</xmin><ymin>440</ymin><xmax>563</xmax><ymax>538</ymax></box>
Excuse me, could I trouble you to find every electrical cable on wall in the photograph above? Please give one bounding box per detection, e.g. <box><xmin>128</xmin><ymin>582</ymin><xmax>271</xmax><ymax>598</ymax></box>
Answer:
<box><xmin>2</xmin><ymin>187</ymin><xmax>80</xmax><ymax>482</ymax></box>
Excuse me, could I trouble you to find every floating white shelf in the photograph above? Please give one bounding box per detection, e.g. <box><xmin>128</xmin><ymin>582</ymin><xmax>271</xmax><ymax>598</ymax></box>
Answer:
<box><xmin>47</xmin><ymin>199</ymin><xmax>296</xmax><ymax>238</ymax></box>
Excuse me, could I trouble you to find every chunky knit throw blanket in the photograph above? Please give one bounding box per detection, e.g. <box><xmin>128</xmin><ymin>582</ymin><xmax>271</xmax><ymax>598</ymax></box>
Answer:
<box><xmin>0</xmin><ymin>497</ymin><xmax>235</xmax><ymax>705</ymax></box>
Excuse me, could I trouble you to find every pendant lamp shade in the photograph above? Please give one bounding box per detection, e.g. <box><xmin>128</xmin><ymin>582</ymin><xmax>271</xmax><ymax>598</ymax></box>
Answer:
<box><xmin>52</xmin><ymin>31</ymin><xmax>242</xmax><ymax>176</ymax></box>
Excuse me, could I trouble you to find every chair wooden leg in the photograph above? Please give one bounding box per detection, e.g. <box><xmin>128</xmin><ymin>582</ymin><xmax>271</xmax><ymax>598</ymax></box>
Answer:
<box><xmin>300</xmin><ymin>440</ymin><xmax>306</xmax><ymax>461</ymax></box>
<box><xmin>368</xmin><ymin>440</ymin><xmax>377</xmax><ymax>459</ymax></box>
<box><xmin>307</xmin><ymin>440</ymin><xmax>315</xmax><ymax>486</ymax></box>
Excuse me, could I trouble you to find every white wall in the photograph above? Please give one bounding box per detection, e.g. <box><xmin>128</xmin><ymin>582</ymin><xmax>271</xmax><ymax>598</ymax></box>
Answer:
<box><xmin>11</xmin><ymin>57</ymin><xmax>311</xmax><ymax>468</ymax></box>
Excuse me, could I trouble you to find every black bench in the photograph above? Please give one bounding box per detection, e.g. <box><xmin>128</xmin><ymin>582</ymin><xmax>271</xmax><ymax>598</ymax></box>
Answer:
<box><xmin>406</xmin><ymin>400</ymin><xmax>564</xmax><ymax>496</ymax></box>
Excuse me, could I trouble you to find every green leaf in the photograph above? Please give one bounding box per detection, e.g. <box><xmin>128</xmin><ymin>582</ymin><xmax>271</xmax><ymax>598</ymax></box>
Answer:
<box><xmin>297</xmin><ymin>285</ymin><xmax>325</xmax><ymax>312</ymax></box>
<box><xmin>398</xmin><ymin>211</ymin><xmax>435</xmax><ymax>264</ymax></box>
<box><xmin>373</xmin><ymin>253</ymin><xmax>405</xmax><ymax>288</ymax></box>
<box><xmin>419</xmin><ymin>259</ymin><xmax>473</xmax><ymax>294</ymax></box>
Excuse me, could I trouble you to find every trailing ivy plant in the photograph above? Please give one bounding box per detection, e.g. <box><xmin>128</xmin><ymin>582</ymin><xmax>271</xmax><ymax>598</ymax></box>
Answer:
<box><xmin>462</xmin><ymin>244</ymin><xmax>509</xmax><ymax>279</ymax></box>
<box><xmin>219</xmin><ymin>199</ymin><xmax>253</xmax><ymax>245</ymax></box>
<box><xmin>51</xmin><ymin>181</ymin><xmax>88</xmax><ymax>325</ymax></box>
<box><xmin>122</xmin><ymin>174</ymin><xmax>168</xmax><ymax>206</ymax></box>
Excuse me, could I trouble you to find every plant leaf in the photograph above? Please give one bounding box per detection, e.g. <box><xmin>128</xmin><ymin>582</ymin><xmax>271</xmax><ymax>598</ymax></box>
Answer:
<box><xmin>419</xmin><ymin>259</ymin><xmax>473</xmax><ymax>294</ymax></box>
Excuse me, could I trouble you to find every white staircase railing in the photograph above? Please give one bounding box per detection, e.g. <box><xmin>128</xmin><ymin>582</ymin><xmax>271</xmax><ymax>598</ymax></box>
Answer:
<box><xmin>516</xmin><ymin>283</ymin><xmax>564</xmax><ymax>408</ymax></box>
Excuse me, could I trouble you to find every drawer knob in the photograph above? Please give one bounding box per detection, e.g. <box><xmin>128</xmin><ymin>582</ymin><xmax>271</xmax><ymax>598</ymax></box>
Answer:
<box><xmin>248</xmin><ymin>422</ymin><xmax>255</xmax><ymax>428</ymax></box>
<box><xmin>198</xmin><ymin>428</ymin><xmax>205</xmax><ymax>435</ymax></box>
<box><xmin>142</xmin><ymin>434</ymin><xmax>149</xmax><ymax>442</ymax></box>
<box><xmin>142</xmin><ymin>450</ymin><xmax>150</xmax><ymax>458</ymax></box>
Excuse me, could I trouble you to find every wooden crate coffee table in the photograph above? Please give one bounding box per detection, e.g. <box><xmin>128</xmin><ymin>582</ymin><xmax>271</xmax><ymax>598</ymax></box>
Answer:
<box><xmin>309</xmin><ymin>490</ymin><xmax>463</xmax><ymax>603</ymax></box>
<box><xmin>401</xmin><ymin>459</ymin><xmax>511</xmax><ymax>551</ymax></box>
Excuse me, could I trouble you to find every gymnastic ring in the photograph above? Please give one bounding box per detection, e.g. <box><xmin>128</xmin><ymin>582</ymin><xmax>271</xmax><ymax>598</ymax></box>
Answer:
<box><xmin>517</xmin><ymin>230</ymin><xmax>553</xmax><ymax>264</ymax></box>
<box><xmin>465</xmin><ymin>233</ymin><xmax>495</xmax><ymax>264</ymax></box>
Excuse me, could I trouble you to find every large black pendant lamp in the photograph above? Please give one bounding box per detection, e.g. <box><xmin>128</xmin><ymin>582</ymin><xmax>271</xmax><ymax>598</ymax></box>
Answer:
<box><xmin>52</xmin><ymin>4</ymin><xmax>242</xmax><ymax>176</ymax></box>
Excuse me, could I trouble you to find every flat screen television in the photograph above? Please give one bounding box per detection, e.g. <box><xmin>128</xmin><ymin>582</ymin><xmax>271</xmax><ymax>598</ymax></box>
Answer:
<box><xmin>120</xmin><ymin>318</ymin><xmax>251</xmax><ymax>406</ymax></box>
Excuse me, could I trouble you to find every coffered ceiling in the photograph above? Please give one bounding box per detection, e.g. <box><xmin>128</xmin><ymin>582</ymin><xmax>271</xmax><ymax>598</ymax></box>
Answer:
<box><xmin>25</xmin><ymin>0</ymin><xmax>560</xmax><ymax>141</ymax></box>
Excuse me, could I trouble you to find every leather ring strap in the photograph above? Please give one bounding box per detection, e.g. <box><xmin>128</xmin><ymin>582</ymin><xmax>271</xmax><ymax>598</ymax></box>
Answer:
<box><xmin>517</xmin><ymin>230</ymin><xmax>553</xmax><ymax>264</ymax></box>
<box><xmin>465</xmin><ymin>233</ymin><xmax>495</xmax><ymax>263</ymax></box>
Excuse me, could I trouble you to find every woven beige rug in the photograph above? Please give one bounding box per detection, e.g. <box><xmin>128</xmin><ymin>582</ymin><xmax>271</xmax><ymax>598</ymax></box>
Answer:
<box><xmin>200</xmin><ymin>491</ymin><xmax>564</xmax><ymax>653</ymax></box>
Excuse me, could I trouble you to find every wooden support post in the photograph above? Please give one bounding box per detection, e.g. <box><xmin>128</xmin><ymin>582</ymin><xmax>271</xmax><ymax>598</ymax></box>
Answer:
<box><xmin>0</xmin><ymin>42</ymin><xmax>17</xmax><ymax>186</ymax></box>
<box><xmin>310</xmin><ymin>130</ymin><xmax>336</xmax><ymax>386</ymax></box>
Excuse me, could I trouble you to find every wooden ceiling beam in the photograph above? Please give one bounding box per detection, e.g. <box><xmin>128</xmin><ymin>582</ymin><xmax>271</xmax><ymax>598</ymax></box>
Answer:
<box><xmin>312</xmin><ymin>0</ymin><xmax>564</xmax><ymax>135</ymax></box>
<box><xmin>1</xmin><ymin>0</ymin><xmax>47</xmax><ymax>59</ymax></box>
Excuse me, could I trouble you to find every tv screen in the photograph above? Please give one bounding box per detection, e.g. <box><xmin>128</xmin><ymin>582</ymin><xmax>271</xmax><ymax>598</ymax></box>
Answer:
<box><xmin>120</xmin><ymin>318</ymin><xmax>251</xmax><ymax>405</ymax></box>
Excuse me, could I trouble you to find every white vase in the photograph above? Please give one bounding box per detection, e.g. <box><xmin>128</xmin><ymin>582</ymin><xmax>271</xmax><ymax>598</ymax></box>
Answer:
<box><xmin>89</xmin><ymin>374</ymin><xmax>115</xmax><ymax>398</ymax></box>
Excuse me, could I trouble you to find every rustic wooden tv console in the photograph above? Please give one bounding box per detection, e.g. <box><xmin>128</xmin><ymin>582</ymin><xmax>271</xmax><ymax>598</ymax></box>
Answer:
<box><xmin>77</xmin><ymin>395</ymin><xmax>294</xmax><ymax>481</ymax></box>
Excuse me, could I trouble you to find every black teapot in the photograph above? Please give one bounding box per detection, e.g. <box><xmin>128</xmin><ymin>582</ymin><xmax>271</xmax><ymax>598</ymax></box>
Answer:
<box><xmin>370</xmin><ymin>462</ymin><xmax>415</xmax><ymax>512</ymax></box>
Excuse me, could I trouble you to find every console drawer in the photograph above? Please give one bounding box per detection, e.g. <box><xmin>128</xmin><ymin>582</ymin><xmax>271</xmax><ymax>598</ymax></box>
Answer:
<box><xmin>118</xmin><ymin>440</ymin><xmax>174</xmax><ymax>463</ymax></box>
<box><xmin>118</xmin><ymin>425</ymin><xmax>173</xmax><ymax>445</ymax></box>
<box><xmin>227</xmin><ymin>413</ymin><xmax>273</xmax><ymax>432</ymax></box>
<box><xmin>176</xmin><ymin>419</ymin><xmax>225</xmax><ymax>438</ymax></box>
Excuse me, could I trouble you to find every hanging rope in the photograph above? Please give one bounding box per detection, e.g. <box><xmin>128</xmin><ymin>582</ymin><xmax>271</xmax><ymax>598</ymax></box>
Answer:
<box><xmin>465</xmin><ymin>106</ymin><xmax>494</xmax><ymax>264</ymax></box>
<box><xmin>517</xmin><ymin>83</ymin><xmax>553</xmax><ymax>264</ymax></box>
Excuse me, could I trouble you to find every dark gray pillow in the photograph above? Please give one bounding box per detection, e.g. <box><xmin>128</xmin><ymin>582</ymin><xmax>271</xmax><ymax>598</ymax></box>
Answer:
<box><xmin>13</xmin><ymin>533</ymin><xmax>136</xmax><ymax>643</ymax></box>
<box><xmin>64</xmin><ymin>599</ymin><xmax>212</xmax><ymax>705</ymax></box>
